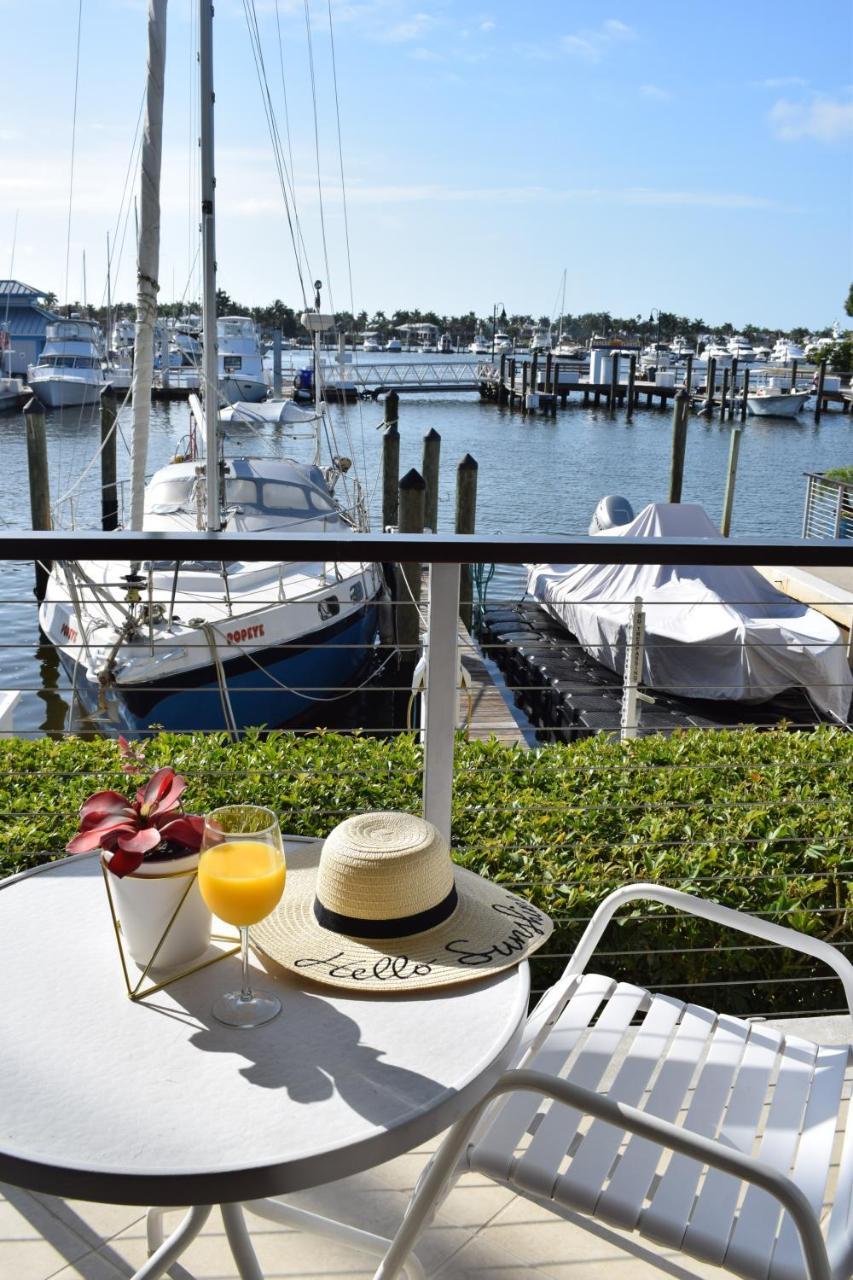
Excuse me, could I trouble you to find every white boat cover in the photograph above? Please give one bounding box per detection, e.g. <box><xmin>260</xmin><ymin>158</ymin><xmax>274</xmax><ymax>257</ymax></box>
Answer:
<box><xmin>220</xmin><ymin>400</ymin><xmax>319</xmax><ymax>427</ymax></box>
<box><xmin>526</xmin><ymin>503</ymin><xmax>853</xmax><ymax>721</ymax></box>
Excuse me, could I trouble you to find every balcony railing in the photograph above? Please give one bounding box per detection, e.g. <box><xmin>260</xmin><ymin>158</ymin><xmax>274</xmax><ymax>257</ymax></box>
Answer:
<box><xmin>0</xmin><ymin>528</ymin><xmax>851</xmax><ymax>1019</ymax></box>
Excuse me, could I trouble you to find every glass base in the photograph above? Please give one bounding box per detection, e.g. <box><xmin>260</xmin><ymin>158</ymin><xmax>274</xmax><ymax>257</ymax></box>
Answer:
<box><xmin>211</xmin><ymin>989</ymin><xmax>281</xmax><ymax>1028</ymax></box>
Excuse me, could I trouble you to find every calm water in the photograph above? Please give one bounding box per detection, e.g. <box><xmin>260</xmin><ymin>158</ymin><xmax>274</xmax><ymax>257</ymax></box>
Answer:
<box><xmin>3</xmin><ymin>354</ymin><xmax>851</xmax><ymax>733</ymax></box>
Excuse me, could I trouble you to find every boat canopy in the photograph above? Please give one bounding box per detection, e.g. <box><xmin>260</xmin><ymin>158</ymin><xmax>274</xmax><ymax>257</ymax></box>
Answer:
<box><xmin>526</xmin><ymin>502</ymin><xmax>853</xmax><ymax>721</ymax></box>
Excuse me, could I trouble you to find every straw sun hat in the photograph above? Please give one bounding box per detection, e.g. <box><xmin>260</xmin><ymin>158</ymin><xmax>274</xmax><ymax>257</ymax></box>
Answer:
<box><xmin>252</xmin><ymin>811</ymin><xmax>553</xmax><ymax>993</ymax></box>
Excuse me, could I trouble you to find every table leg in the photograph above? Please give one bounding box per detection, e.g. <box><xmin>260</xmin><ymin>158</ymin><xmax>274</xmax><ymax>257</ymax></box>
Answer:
<box><xmin>221</xmin><ymin>1202</ymin><xmax>265</xmax><ymax>1280</ymax></box>
<box><xmin>133</xmin><ymin>1204</ymin><xmax>212</xmax><ymax>1280</ymax></box>
<box><xmin>243</xmin><ymin>1198</ymin><xmax>426</xmax><ymax>1280</ymax></box>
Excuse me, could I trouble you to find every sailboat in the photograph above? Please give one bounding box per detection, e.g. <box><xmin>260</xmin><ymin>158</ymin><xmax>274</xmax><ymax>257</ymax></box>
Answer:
<box><xmin>38</xmin><ymin>0</ymin><xmax>382</xmax><ymax>735</ymax></box>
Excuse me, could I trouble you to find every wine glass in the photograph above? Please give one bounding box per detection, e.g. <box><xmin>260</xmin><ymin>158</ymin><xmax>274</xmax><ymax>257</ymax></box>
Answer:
<box><xmin>198</xmin><ymin>805</ymin><xmax>286</xmax><ymax>1028</ymax></box>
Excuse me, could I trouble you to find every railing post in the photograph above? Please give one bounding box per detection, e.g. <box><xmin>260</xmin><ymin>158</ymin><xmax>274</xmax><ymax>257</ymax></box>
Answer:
<box><xmin>620</xmin><ymin>596</ymin><xmax>647</xmax><ymax>741</ymax></box>
<box><xmin>422</xmin><ymin>561</ymin><xmax>460</xmax><ymax>846</ymax></box>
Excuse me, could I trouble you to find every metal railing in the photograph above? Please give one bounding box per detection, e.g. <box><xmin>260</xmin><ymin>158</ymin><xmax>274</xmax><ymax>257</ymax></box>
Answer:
<box><xmin>804</xmin><ymin>472</ymin><xmax>853</xmax><ymax>540</ymax></box>
<box><xmin>0</xmin><ymin>528</ymin><xmax>851</xmax><ymax>1018</ymax></box>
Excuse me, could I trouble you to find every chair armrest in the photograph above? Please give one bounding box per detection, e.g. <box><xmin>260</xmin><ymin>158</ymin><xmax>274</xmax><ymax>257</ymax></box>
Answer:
<box><xmin>525</xmin><ymin>883</ymin><xmax>853</xmax><ymax>1048</ymax></box>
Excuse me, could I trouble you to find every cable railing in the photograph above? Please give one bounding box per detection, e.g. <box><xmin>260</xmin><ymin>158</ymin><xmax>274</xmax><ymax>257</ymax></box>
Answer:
<box><xmin>0</xmin><ymin>527</ymin><xmax>851</xmax><ymax>1020</ymax></box>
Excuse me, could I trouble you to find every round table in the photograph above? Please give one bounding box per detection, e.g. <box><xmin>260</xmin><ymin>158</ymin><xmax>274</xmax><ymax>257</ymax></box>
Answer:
<box><xmin>0</xmin><ymin>849</ymin><xmax>530</xmax><ymax>1279</ymax></box>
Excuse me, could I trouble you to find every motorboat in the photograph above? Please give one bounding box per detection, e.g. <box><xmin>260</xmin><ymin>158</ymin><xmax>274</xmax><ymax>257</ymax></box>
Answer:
<box><xmin>27</xmin><ymin>320</ymin><xmax>106</xmax><ymax>407</ymax></box>
<box><xmin>439</xmin><ymin>333</ymin><xmax>453</xmax><ymax>353</ymax></box>
<box><xmin>362</xmin><ymin>331</ymin><xmax>381</xmax><ymax>352</ymax></box>
<box><xmin>769</xmin><ymin>338</ymin><xmax>806</xmax><ymax>365</ymax></box>
<box><xmin>728</xmin><ymin>335</ymin><xmax>756</xmax><ymax>362</ymax></box>
<box><xmin>385</xmin><ymin>337</ymin><xmax>402</xmax><ymax>352</ymax></box>
<box><xmin>529</xmin><ymin>327</ymin><xmax>550</xmax><ymax>353</ymax></box>
<box><xmin>747</xmin><ymin>377</ymin><xmax>810</xmax><ymax>418</ymax></box>
<box><xmin>40</xmin><ymin>456</ymin><xmax>382</xmax><ymax>733</ymax></box>
<box><xmin>217</xmin><ymin>315</ymin><xmax>267</xmax><ymax>403</ymax></box>
<box><xmin>700</xmin><ymin>339</ymin><xmax>733</xmax><ymax>369</ymax></box>
<box><xmin>469</xmin><ymin>334</ymin><xmax>490</xmax><ymax>355</ymax></box>
<box><xmin>493</xmin><ymin>331</ymin><xmax>513</xmax><ymax>353</ymax></box>
<box><xmin>526</xmin><ymin>500</ymin><xmax>852</xmax><ymax>722</ymax></box>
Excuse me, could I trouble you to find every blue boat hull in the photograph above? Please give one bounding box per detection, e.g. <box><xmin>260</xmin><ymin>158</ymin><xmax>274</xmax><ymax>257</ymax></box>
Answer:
<box><xmin>61</xmin><ymin>601</ymin><xmax>380</xmax><ymax>735</ymax></box>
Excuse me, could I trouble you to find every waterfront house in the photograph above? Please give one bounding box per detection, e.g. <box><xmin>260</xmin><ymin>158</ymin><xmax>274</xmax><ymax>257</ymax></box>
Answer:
<box><xmin>0</xmin><ymin>281</ymin><xmax>61</xmax><ymax>376</ymax></box>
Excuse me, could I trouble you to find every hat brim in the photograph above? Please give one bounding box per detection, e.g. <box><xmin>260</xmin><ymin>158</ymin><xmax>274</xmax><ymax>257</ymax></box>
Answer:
<box><xmin>251</xmin><ymin>840</ymin><xmax>553</xmax><ymax>993</ymax></box>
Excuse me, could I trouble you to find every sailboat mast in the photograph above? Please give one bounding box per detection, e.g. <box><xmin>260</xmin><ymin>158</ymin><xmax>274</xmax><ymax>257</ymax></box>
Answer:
<box><xmin>105</xmin><ymin>231</ymin><xmax>112</xmax><ymax>358</ymax></box>
<box><xmin>129</xmin><ymin>0</ymin><xmax>167</xmax><ymax>532</ymax></box>
<box><xmin>199</xmin><ymin>0</ymin><xmax>220</xmax><ymax>532</ymax></box>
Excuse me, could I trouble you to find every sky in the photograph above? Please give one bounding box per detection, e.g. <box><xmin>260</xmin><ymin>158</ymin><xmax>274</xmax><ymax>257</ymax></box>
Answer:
<box><xmin>1</xmin><ymin>0</ymin><xmax>852</xmax><ymax>329</ymax></box>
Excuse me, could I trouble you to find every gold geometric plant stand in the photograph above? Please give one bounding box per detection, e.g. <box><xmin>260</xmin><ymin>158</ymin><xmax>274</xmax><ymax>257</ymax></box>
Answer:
<box><xmin>100</xmin><ymin>858</ymin><xmax>240</xmax><ymax>1002</ymax></box>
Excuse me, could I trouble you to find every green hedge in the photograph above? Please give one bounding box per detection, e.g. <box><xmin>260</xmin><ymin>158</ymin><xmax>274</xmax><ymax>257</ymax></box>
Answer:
<box><xmin>2</xmin><ymin>727</ymin><xmax>851</xmax><ymax>1015</ymax></box>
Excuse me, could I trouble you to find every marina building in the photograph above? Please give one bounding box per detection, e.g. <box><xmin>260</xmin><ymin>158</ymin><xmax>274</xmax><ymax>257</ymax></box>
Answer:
<box><xmin>0</xmin><ymin>281</ymin><xmax>61</xmax><ymax>376</ymax></box>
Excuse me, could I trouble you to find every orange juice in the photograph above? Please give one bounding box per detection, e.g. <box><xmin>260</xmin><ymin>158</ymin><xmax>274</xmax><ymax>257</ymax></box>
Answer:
<box><xmin>198</xmin><ymin>840</ymin><xmax>286</xmax><ymax>926</ymax></box>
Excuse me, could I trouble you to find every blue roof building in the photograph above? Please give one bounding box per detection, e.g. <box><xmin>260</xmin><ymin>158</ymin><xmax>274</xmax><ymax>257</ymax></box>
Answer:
<box><xmin>0</xmin><ymin>282</ymin><xmax>61</xmax><ymax>376</ymax></box>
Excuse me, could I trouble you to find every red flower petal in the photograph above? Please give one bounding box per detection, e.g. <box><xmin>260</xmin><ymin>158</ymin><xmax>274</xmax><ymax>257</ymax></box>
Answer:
<box><xmin>65</xmin><ymin>819</ymin><xmax>139</xmax><ymax>854</ymax></box>
<box><xmin>156</xmin><ymin>814</ymin><xmax>205</xmax><ymax>851</ymax></box>
<box><xmin>140</xmin><ymin>767</ymin><xmax>187</xmax><ymax>818</ymax></box>
<box><xmin>105</xmin><ymin>847</ymin><xmax>145</xmax><ymax>877</ymax></box>
<box><xmin>80</xmin><ymin>803</ymin><xmax>136</xmax><ymax>831</ymax></box>
<box><xmin>80</xmin><ymin>790</ymin><xmax>133</xmax><ymax>820</ymax></box>
<box><xmin>116</xmin><ymin>826</ymin><xmax>163</xmax><ymax>855</ymax></box>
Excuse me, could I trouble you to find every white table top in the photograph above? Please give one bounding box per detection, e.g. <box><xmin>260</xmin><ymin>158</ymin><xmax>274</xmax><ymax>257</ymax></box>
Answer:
<box><xmin>0</xmin><ymin>852</ymin><xmax>529</xmax><ymax>1206</ymax></box>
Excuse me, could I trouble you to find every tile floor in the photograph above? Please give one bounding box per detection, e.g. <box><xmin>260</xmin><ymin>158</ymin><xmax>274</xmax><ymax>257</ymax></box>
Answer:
<box><xmin>2</xmin><ymin>1014</ymin><xmax>847</xmax><ymax>1280</ymax></box>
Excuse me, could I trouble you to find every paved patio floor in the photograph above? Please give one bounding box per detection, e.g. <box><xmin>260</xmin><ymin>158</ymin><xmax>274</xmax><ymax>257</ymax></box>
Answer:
<box><xmin>2</xmin><ymin>1015</ymin><xmax>848</xmax><ymax>1280</ymax></box>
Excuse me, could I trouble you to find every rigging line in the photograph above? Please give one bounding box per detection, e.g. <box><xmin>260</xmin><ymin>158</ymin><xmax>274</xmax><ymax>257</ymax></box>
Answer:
<box><xmin>3</xmin><ymin>209</ymin><xmax>18</xmax><ymax>332</ymax></box>
<box><xmin>63</xmin><ymin>0</ymin><xmax>84</xmax><ymax>311</ymax></box>
<box><xmin>274</xmin><ymin>0</ymin><xmax>297</xmax><ymax>200</ymax></box>
<box><xmin>96</xmin><ymin>84</ymin><xmax>146</xmax><ymax>314</ymax></box>
<box><xmin>303</xmin><ymin>0</ymin><xmax>335</xmax><ymax>314</ymax></box>
<box><xmin>242</xmin><ymin>0</ymin><xmax>311</xmax><ymax>307</ymax></box>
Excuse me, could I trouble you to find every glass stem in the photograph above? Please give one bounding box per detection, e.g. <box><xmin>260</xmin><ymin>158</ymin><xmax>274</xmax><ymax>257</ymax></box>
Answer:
<box><xmin>240</xmin><ymin>925</ymin><xmax>252</xmax><ymax>1002</ymax></box>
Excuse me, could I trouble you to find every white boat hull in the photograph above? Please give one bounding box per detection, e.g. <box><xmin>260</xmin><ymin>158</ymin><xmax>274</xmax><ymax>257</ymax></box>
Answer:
<box><xmin>220</xmin><ymin>375</ymin><xmax>268</xmax><ymax>404</ymax></box>
<box><xmin>747</xmin><ymin>391</ymin><xmax>810</xmax><ymax>418</ymax></box>
<box><xmin>28</xmin><ymin>374</ymin><xmax>104</xmax><ymax>407</ymax></box>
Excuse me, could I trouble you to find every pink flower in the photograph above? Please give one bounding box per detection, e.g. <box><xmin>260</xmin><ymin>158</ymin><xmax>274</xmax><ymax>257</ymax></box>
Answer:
<box><xmin>66</xmin><ymin>766</ymin><xmax>203</xmax><ymax>876</ymax></box>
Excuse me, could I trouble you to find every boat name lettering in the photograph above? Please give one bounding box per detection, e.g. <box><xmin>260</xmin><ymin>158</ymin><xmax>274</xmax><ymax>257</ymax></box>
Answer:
<box><xmin>60</xmin><ymin>622</ymin><xmax>78</xmax><ymax>642</ymax></box>
<box><xmin>225</xmin><ymin>624</ymin><xmax>265</xmax><ymax>644</ymax></box>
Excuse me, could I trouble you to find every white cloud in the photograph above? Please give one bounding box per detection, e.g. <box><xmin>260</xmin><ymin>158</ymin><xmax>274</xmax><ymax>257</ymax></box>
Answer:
<box><xmin>562</xmin><ymin>17</ymin><xmax>636</xmax><ymax>63</ymax></box>
<box><xmin>769</xmin><ymin>95</ymin><xmax>853</xmax><ymax>142</ymax></box>
<box><xmin>756</xmin><ymin>76</ymin><xmax>808</xmax><ymax>89</ymax></box>
<box><xmin>379</xmin><ymin>11</ymin><xmax>433</xmax><ymax>43</ymax></box>
<box><xmin>639</xmin><ymin>84</ymin><xmax>670</xmax><ymax>101</ymax></box>
<box><xmin>479</xmin><ymin>19</ymin><xmax>495</xmax><ymax>32</ymax></box>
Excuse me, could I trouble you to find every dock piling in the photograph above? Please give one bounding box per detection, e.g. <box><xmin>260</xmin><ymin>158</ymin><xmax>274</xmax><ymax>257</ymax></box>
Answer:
<box><xmin>100</xmin><ymin>385</ymin><xmax>119</xmax><ymax>531</ymax></box>
<box><xmin>521</xmin><ymin>360</ymin><xmax>529</xmax><ymax>415</ymax></box>
<box><xmin>397</xmin><ymin>468</ymin><xmax>426</xmax><ymax>655</ymax></box>
<box><xmin>668</xmin><ymin>389</ymin><xmax>690</xmax><ymax>503</ymax></box>
<box><xmin>703</xmin><ymin>357</ymin><xmax>717</xmax><ymax>417</ymax></box>
<box><xmin>790</xmin><ymin>359</ymin><xmax>798</xmax><ymax>393</ymax></box>
<box><xmin>626</xmin><ymin>354</ymin><xmax>636</xmax><ymax>422</ymax></box>
<box><xmin>720</xmin><ymin>367</ymin><xmax>730</xmax><ymax>422</ymax></box>
<box><xmin>684</xmin><ymin>353</ymin><xmax>693</xmax><ymax>397</ymax></box>
<box><xmin>498</xmin><ymin>352</ymin><xmax>507</xmax><ymax>404</ymax></box>
<box><xmin>272</xmin><ymin>331</ymin><xmax>282</xmax><ymax>397</ymax></box>
<box><xmin>455</xmin><ymin>453</ymin><xmax>478</xmax><ymax>632</ymax></box>
<box><xmin>508</xmin><ymin>358</ymin><xmax>517</xmax><ymax>410</ymax></box>
<box><xmin>381</xmin><ymin>391</ymin><xmax>400</xmax><ymax>531</ymax></box>
<box><xmin>815</xmin><ymin>358</ymin><xmax>827</xmax><ymax>423</ymax></box>
<box><xmin>609</xmin><ymin>351</ymin><xmax>619</xmax><ymax>417</ymax></box>
<box><xmin>422</xmin><ymin>428</ymin><xmax>441</xmax><ymax>533</ymax></box>
<box><xmin>729</xmin><ymin>357</ymin><xmax>738</xmax><ymax>421</ymax></box>
<box><xmin>25</xmin><ymin>397</ymin><xmax>52</xmax><ymax>600</ymax></box>
<box><xmin>740</xmin><ymin>367</ymin><xmax>750</xmax><ymax>421</ymax></box>
<box><xmin>720</xmin><ymin>427</ymin><xmax>742</xmax><ymax>536</ymax></box>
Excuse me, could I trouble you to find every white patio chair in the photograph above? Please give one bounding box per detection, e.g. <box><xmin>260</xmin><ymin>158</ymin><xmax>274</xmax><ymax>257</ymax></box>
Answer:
<box><xmin>374</xmin><ymin>884</ymin><xmax>853</xmax><ymax>1280</ymax></box>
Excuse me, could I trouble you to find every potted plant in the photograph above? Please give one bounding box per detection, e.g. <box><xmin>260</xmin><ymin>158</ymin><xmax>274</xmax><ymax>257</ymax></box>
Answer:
<box><xmin>66</xmin><ymin>744</ymin><xmax>211</xmax><ymax>972</ymax></box>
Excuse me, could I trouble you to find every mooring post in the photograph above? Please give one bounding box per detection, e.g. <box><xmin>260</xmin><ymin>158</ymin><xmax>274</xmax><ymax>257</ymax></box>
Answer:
<box><xmin>422</xmin><ymin>428</ymin><xmax>441</xmax><ymax>533</ymax></box>
<box><xmin>668</xmin><ymin>389</ymin><xmax>690</xmax><ymax>503</ymax></box>
<box><xmin>704</xmin><ymin>357</ymin><xmax>716</xmax><ymax>417</ymax></box>
<box><xmin>720</xmin><ymin>427</ymin><xmax>742</xmax><ymax>536</ymax></box>
<box><xmin>740</xmin><ymin>366</ymin><xmax>750</xmax><ymax>421</ymax></box>
<box><xmin>551</xmin><ymin>359</ymin><xmax>560</xmax><ymax>414</ymax></box>
<box><xmin>544</xmin><ymin>351</ymin><xmax>552</xmax><ymax>397</ymax></box>
<box><xmin>160</xmin><ymin>326</ymin><xmax>170</xmax><ymax>393</ymax></box>
<box><xmin>498</xmin><ymin>351</ymin><xmax>507</xmax><ymax>404</ymax></box>
<box><xmin>455</xmin><ymin>453</ymin><xmax>478</xmax><ymax>632</ymax></box>
<box><xmin>508</xmin><ymin>358</ymin><xmax>517</xmax><ymax>410</ymax></box>
<box><xmin>521</xmin><ymin>360</ymin><xmax>529</xmax><ymax>415</ymax></box>
<box><xmin>530</xmin><ymin>350</ymin><xmax>539</xmax><ymax>399</ymax></box>
<box><xmin>815</xmin><ymin>358</ymin><xmax>827</xmax><ymax>424</ymax></box>
<box><xmin>272</xmin><ymin>330</ymin><xmax>282</xmax><ymax>397</ymax></box>
<box><xmin>685</xmin><ymin>352</ymin><xmax>693</xmax><ymax>397</ymax></box>
<box><xmin>626</xmin><ymin>353</ymin><xmax>636</xmax><ymax>423</ymax></box>
<box><xmin>790</xmin><ymin>358</ymin><xmax>798</xmax><ymax>394</ymax></box>
<box><xmin>382</xmin><ymin>392</ymin><xmax>400</xmax><ymax>531</ymax></box>
<box><xmin>397</xmin><ymin>468</ymin><xmax>425</xmax><ymax>657</ymax></box>
<box><xmin>720</xmin><ymin>366</ymin><xmax>730</xmax><ymax>422</ymax></box>
<box><xmin>609</xmin><ymin>350</ymin><xmax>619</xmax><ymax>417</ymax></box>
<box><xmin>25</xmin><ymin>397</ymin><xmax>52</xmax><ymax>600</ymax></box>
<box><xmin>729</xmin><ymin>357</ymin><xmax>738</xmax><ymax>421</ymax></box>
<box><xmin>100</xmin><ymin>384</ymin><xmax>119</xmax><ymax>531</ymax></box>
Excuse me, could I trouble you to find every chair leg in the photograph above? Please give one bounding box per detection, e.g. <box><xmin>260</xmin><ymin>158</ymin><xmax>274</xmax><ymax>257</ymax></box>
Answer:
<box><xmin>131</xmin><ymin>1204</ymin><xmax>212</xmax><ymax>1280</ymax></box>
<box><xmin>146</xmin><ymin>1207</ymin><xmax>165</xmax><ymax>1255</ymax></box>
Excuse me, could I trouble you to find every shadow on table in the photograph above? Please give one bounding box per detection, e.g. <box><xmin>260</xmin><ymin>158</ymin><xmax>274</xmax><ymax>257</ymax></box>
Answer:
<box><xmin>139</xmin><ymin>963</ymin><xmax>446</xmax><ymax>1129</ymax></box>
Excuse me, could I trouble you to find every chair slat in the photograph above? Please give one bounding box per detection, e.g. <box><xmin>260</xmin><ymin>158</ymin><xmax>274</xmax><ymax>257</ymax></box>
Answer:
<box><xmin>512</xmin><ymin>982</ymin><xmax>647</xmax><ymax>1200</ymax></box>
<box><xmin>679</xmin><ymin>1022</ymin><xmax>783</xmax><ymax>1266</ymax></box>
<box><xmin>554</xmin><ymin>993</ymin><xmax>684</xmax><ymax>1213</ymax></box>
<box><xmin>724</xmin><ymin>1036</ymin><xmax>818</xmax><ymax>1278</ymax></box>
<box><xmin>473</xmin><ymin>973</ymin><xmax>615</xmax><ymax>1183</ymax></box>
<box><xmin>770</xmin><ymin>1044</ymin><xmax>849</xmax><ymax>1280</ymax></box>
<box><xmin>595</xmin><ymin>1003</ymin><xmax>718</xmax><ymax>1231</ymax></box>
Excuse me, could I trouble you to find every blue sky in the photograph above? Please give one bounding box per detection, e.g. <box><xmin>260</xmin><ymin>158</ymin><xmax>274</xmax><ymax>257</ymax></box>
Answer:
<box><xmin>2</xmin><ymin>0</ymin><xmax>851</xmax><ymax>327</ymax></box>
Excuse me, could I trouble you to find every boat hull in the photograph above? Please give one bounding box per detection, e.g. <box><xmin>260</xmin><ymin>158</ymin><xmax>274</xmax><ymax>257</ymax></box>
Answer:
<box><xmin>220</xmin><ymin>375</ymin><xmax>268</xmax><ymax>404</ymax></box>
<box><xmin>747</xmin><ymin>392</ymin><xmax>809</xmax><ymax>418</ymax></box>
<box><xmin>57</xmin><ymin>598</ymin><xmax>380</xmax><ymax>734</ymax></box>
<box><xmin>28</xmin><ymin>375</ymin><xmax>104</xmax><ymax>407</ymax></box>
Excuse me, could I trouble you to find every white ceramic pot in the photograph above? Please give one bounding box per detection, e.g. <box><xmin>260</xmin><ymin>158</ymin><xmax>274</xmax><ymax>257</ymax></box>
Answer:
<box><xmin>105</xmin><ymin>849</ymin><xmax>212</xmax><ymax>972</ymax></box>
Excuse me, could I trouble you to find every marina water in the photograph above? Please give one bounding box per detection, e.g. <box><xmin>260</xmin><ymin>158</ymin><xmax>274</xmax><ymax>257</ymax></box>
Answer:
<box><xmin>3</xmin><ymin>355</ymin><xmax>851</xmax><ymax>734</ymax></box>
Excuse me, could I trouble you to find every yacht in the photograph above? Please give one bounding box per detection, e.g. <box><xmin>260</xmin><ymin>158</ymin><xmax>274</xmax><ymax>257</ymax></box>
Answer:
<box><xmin>701</xmin><ymin>339</ymin><xmax>733</xmax><ymax>369</ymax></box>
<box><xmin>529</xmin><ymin>327</ymin><xmax>551</xmax><ymax>353</ymax></box>
<box><xmin>385</xmin><ymin>336</ymin><xmax>402</xmax><ymax>352</ymax></box>
<box><xmin>770</xmin><ymin>338</ymin><xmax>806</xmax><ymax>365</ymax></box>
<box><xmin>469</xmin><ymin>333</ymin><xmax>490</xmax><ymax>355</ymax></box>
<box><xmin>362</xmin><ymin>331</ymin><xmax>381</xmax><ymax>352</ymax></box>
<box><xmin>111</xmin><ymin>317</ymin><xmax>136</xmax><ymax>354</ymax></box>
<box><xmin>27</xmin><ymin>320</ymin><xmax>106</xmax><ymax>407</ymax></box>
<box><xmin>728</xmin><ymin>334</ymin><xmax>756</xmax><ymax>363</ymax></box>
<box><xmin>217</xmin><ymin>315</ymin><xmax>267</xmax><ymax>403</ymax></box>
<box><xmin>439</xmin><ymin>333</ymin><xmax>453</xmax><ymax>353</ymax></box>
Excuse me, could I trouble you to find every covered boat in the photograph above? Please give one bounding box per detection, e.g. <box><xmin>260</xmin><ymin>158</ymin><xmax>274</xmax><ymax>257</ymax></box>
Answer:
<box><xmin>526</xmin><ymin>502</ymin><xmax>853</xmax><ymax>722</ymax></box>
